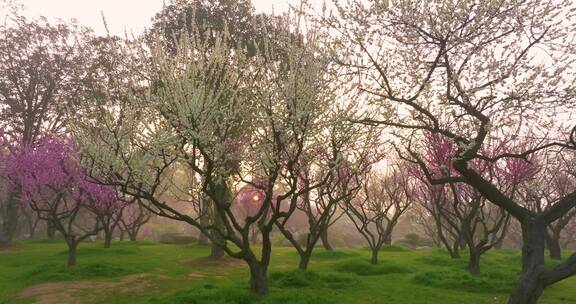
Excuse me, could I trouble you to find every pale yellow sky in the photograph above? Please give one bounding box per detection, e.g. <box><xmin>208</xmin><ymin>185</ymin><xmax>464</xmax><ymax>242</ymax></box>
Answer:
<box><xmin>15</xmin><ymin>0</ymin><xmax>307</xmax><ymax>35</ymax></box>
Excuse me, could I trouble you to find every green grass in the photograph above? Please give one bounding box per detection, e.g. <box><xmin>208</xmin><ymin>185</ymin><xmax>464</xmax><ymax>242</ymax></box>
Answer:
<box><xmin>0</xmin><ymin>240</ymin><xmax>575</xmax><ymax>304</ymax></box>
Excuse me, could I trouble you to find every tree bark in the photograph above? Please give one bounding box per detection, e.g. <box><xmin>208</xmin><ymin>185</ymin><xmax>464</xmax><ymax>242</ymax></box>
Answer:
<box><xmin>320</xmin><ymin>229</ymin><xmax>333</xmax><ymax>250</ymax></box>
<box><xmin>546</xmin><ymin>233</ymin><xmax>562</xmax><ymax>261</ymax></box>
<box><xmin>449</xmin><ymin>241</ymin><xmax>461</xmax><ymax>259</ymax></box>
<box><xmin>508</xmin><ymin>220</ymin><xmax>547</xmax><ymax>304</ymax></box>
<box><xmin>67</xmin><ymin>242</ymin><xmax>78</xmax><ymax>267</ymax></box>
<box><xmin>370</xmin><ymin>247</ymin><xmax>380</xmax><ymax>265</ymax></box>
<box><xmin>198</xmin><ymin>194</ymin><xmax>211</xmax><ymax>245</ymax></box>
<box><xmin>298</xmin><ymin>251</ymin><xmax>312</xmax><ymax>270</ymax></box>
<box><xmin>248</xmin><ymin>259</ymin><xmax>269</xmax><ymax>296</ymax></box>
<box><xmin>209</xmin><ymin>205</ymin><xmax>225</xmax><ymax>259</ymax></box>
<box><xmin>210</xmin><ymin>243</ymin><xmax>225</xmax><ymax>259</ymax></box>
<box><xmin>1</xmin><ymin>193</ymin><xmax>19</xmax><ymax>246</ymax></box>
<box><xmin>47</xmin><ymin>220</ymin><xmax>56</xmax><ymax>239</ymax></box>
<box><xmin>103</xmin><ymin>229</ymin><xmax>112</xmax><ymax>249</ymax></box>
<box><xmin>383</xmin><ymin>233</ymin><xmax>392</xmax><ymax>246</ymax></box>
<box><xmin>467</xmin><ymin>250</ymin><xmax>481</xmax><ymax>275</ymax></box>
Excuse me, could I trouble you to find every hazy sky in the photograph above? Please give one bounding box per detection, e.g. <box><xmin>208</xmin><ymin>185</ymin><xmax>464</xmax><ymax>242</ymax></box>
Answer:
<box><xmin>16</xmin><ymin>0</ymin><xmax>303</xmax><ymax>35</ymax></box>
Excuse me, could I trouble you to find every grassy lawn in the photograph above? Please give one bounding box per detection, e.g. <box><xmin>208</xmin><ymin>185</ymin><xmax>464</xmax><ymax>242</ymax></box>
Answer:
<box><xmin>0</xmin><ymin>240</ymin><xmax>574</xmax><ymax>304</ymax></box>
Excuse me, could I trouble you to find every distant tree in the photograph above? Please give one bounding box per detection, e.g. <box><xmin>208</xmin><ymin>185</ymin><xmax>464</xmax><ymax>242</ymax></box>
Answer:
<box><xmin>410</xmin><ymin>134</ymin><xmax>535</xmax><ymax>274</ymax></box>
<box><xmin>2</xmin><ymin>134</ymin><xmax>116</xmax><ymax>266</ymax></box>
<box><xmin>274</xmin><ymin>122</ymin><xmax>382</xmax><ymax>269</ymax></box>
<box><xmin>344</xmin><ymin>165</ymin><xmax>413</xmax><ymax>265</ymax></box>
<box><xmin>118</xmin><ymin>200</ymin><xmax>152</xmax><ymax>242</ymax></box>
<box><xmin>149</xmin><ymin>0</ymin><xmax>257</xmax><ymax>54</ymax></box>
<box><xmin>0</xmin><ymin>3</ymin><xmax>95</xmax><ymax>246</ymax></box>
<box><xmin>93</xmin><ymin>195</ymin><xmax>123</xmax><ymax>249</ymax></box>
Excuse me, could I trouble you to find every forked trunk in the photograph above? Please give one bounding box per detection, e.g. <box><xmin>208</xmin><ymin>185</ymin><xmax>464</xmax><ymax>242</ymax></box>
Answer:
<box><xmin>508</xmin><ymin>220</ymin><xmax>547</xmax><ymax>304</ymax></box>
<box><xmin>248</xmin><ymin>260</ymin><xmax>268</xmax><ymax>296</ymax></box>
<box><xmin>467</xmin><ymin>250</ymin><xmax>481</xmax><ymax>274</ymax></box>
<box><xmin>298</xmin><ymin>251</ymin><xmax>312</xmax><ymax>270</ymax></box>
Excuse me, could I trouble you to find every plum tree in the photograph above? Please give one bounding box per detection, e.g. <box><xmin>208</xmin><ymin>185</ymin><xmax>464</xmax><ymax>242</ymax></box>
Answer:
<box><xmin>344</xmin><ymin>164</ymin><xmax>413</xmax><ymax>265</ymax></box>
<box><xmin>1</xmin><ymin>134</ymin><xmax>117</xmax><ymax>265</ymax></box>
<box><xmin>327</xmin><ymin>0</ymin><xmax>576</xmax><ymax>302</ymax></box>
<box><xmin>73</xmin><ymin>13</ymin><xmax>340</xmax><ymax>295</ymax></box>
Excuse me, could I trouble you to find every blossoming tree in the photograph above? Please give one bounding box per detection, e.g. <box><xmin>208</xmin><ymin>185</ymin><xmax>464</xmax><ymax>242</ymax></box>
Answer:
<box><xmin>328</xmin><ymin>0</ymin><xmax>576</xmax><ymax>302</ymax></box>
<box><xmin>2</xmin><ymin>135</ymin><xmax>117</xmax><ymax>266</ymax></box>
<box><xmin>73</xmin><ymin>14</ymin><xmax>340</xmax><ymax>295</ymax></box>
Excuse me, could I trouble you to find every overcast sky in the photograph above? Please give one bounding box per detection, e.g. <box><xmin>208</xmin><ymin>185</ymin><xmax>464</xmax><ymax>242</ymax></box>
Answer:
<box><xmin>15</xmin><ymin>0</ymin><xmax>304</xmax><ymax>35</ymax></box>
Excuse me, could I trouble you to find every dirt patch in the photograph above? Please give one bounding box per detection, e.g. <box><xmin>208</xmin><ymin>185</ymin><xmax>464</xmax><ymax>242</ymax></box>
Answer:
<box><xmin>16</xmin><ymin>273</ymin><xmax>152</xmax><ymax>304</ymax></box>
<box><xmin>0</xmin><ymin>244</ymin><xmax>23</xmax><ymax>252</ymax></box>
<box><xmin>181</xmin><ymin>256</ymin><xmax>245</xmax><ymax>281</ymax></box>
<box><xmin>187</xmin><ymin>272</ymin><xmax>207</xmax><ymax>279</ymax></box>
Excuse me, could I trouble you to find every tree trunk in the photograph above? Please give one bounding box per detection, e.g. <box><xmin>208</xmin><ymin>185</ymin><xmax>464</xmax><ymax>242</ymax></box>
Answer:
<box><xmin>47</xmin><ymin>220</ymin><xmax>56</xmax><ymax>239</ymax></box>
<box><xmin>248</xmin><ymin>260</ymin><xmax>268</xmax><ymax>296</ymax></box>
<box><xmin>103</xmin><ymin>230</ymin><xmax>112</xmax><ymax>249</ymax></box>
<box><xmin>448</xmin><ymin>241</ymin><xmax>461</xmax><ymax>259</ymax></box>
<box><xmin>119</xmin><ymin>230</ymin><xmax>125</xmax><ymax>241</ymax></box>
<box><xmin>67</xmin><ymin>242</ymin><xmax>78</xmax><ymax>267</ymax></box>
<box><xmin>198</xmin><ymin>194</ymin><xmax>211</xmax><ymax>245</ymax></box>
<box><xmin>370</xmin><ymin>247</ymin><xmax>379</xmax><ymax>265</ymax></box>
<box><xmin>321</xmin><ymin>229</ymin><xmax>333</xmax><ymax>250</ymax></box>
<box><xmin>383</xmin><ymin>233</ymin><xmax>392</xmax><ymax>246</ymax></box>
<box><xmin>467</xmin><ymin>250</ymin><xmax>481</xmax><ymax>274</ymax></box>
<box><xmin>546</xmin><ymin>233</ymin><xmax>562</xmax><ymax>261</ymax></box>
<box><xmin>508</xmin><ymin>220</ymin><xmax>547</xmax><ymax>304</ymax></box>
<box><xmin>298</xmin><ymin>251</ymin><xmax>312</xmax><ymax>270</ymax></box>
<box><xmin>210</xmin><ymin>243</ymin><xmax>225</xmax><ymax>259</ymax></box>
<box><xmin>209</xmin><ymin>206</ymin><xmax>225</xmax><ymax>259</ymax></box>
<box><xmin>0</xmin><ymin>231</ymin><xmax>8</xmax><ymax>247</ymax></box>
<box><xmin>1</xmin><ymin>194</ymin><xmax>19</xmax><ymax>245</ymax></box>
<box><xmin>28</xmin><ymin>218</ymin><xmax>39</xmax><ymax>239</ymax></box>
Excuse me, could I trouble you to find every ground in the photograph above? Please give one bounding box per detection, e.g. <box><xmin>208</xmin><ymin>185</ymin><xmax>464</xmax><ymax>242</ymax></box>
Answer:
<box><xmin>0</xmin><ymin>240</ymin><xmax>574</xmax><ymax>304</ymax></box>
